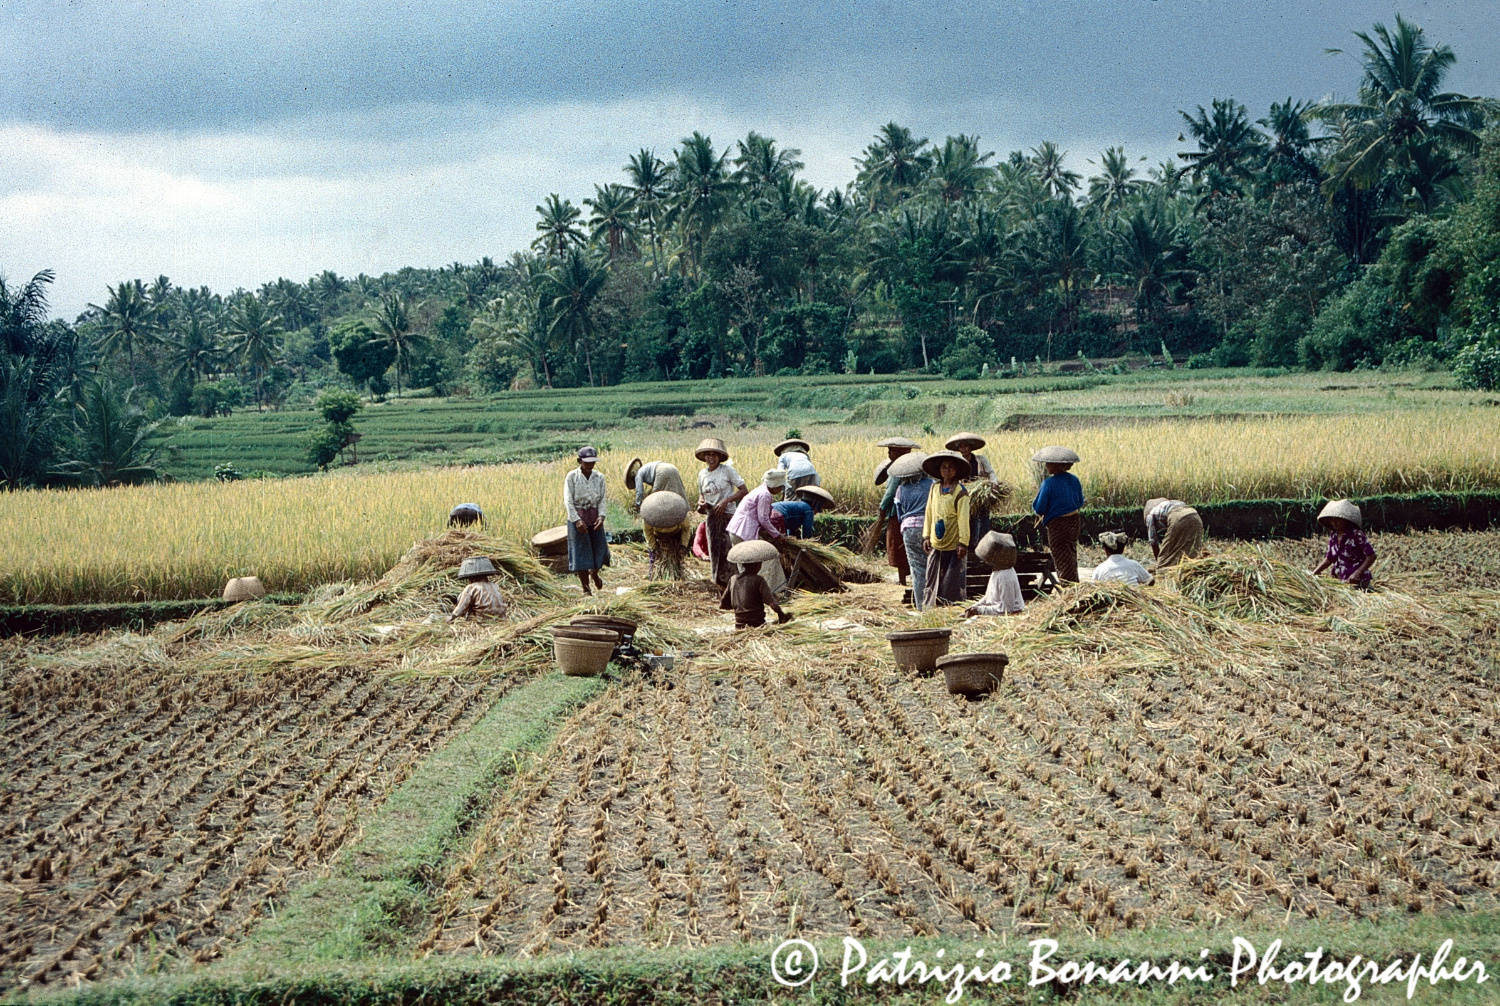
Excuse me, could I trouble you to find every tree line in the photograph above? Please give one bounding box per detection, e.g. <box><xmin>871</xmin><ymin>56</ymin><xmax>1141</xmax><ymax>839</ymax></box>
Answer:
<box><xmin>2</xmin><ymin>15</ymin><xmax>1498</xmax><ymax>488</ymax></box>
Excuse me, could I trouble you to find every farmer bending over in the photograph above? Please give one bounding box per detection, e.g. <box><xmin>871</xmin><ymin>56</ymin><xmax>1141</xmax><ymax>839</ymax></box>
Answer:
<box><xmin>448</xmin><ymin>557</ymin><xmax>508</xmax><ymax>621</ymax></box>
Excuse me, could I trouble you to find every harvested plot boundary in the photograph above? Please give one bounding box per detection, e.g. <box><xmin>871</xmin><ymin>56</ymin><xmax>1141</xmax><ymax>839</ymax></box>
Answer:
<box><xmin>0</xmin><ymin>597</ymin><xmax>303</xmax><ymax>638</ymax></box>
<box><xmin>19</xmin><ymin>911</ymin><xmax>1500</xmax><ymax>1006</ymax></box>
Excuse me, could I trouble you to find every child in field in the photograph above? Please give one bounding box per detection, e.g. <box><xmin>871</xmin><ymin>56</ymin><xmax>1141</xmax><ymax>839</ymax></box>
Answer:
<box><xmin>719</xmin><ymin>561</ymin><xmax>791</xmax><ymax>629</ymax></box>
<box><xmin>448</xmin><ymin>557</ymin><xmax>508</xmax><ymax>621</ymax></box>
<box><xmin>1311</xmin><ymin>499</ymin><xmax>1375</xmax><ymax>589</ymax></box>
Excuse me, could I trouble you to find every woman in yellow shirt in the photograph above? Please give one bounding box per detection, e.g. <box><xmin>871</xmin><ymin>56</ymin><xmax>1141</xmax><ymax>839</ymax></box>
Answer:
<box><xmin>922</xmin><ymin>450</ymin><xmax>972</xmax><ymax>606</ymax></box>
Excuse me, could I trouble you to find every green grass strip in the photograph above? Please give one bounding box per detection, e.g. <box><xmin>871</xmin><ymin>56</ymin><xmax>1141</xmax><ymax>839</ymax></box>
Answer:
<box><xmin>237</xmin><ymin>672</ymin><xmax>604</xmax><ymax>965</ymax></box>
<box><xmin>26</xmin><ymin>909</ymin><xmax>1500</xmax><ymax>1005</ymax></box>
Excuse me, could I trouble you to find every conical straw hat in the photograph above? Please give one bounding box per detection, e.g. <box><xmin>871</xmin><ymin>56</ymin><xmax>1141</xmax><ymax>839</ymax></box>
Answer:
<box><xmin>222</xmin><ymin>576</ymin><xmax>266</xmax><ymax>601</ymax></box>
<box><xmin>945</xmin><ymin>431</ymin><xmax>986</xmax><ymax>450</ymax></box>
<box><xmin>1143</xmin><ymin>497</ymin><xmax>1169</xmax><ymax>524</ymax></box>
<box><xmin>1032</xmin><ymin>445</ymin><xmax>1081</xmax><ymax>464</ymax></box>
<box><xmin>695</xmin><ymin>438</ymin><xmax>729</xmax><ymax>462</ymax></box>
<box><xmin>456</xmin><ymin>556</ymin><xmax>498</xmax><ymax>580</ymax></box>
<box><xmin>975</xmin><ymin>532</ymin><xmax>1017</xmax><ymax>569</ymax></box>
<box><xmin>922</xmin><ymin>450</ymin><xmax>972</xmax><ymax>480</ymax></box>
<box><xmin>889</xmin><ymin>452</ymin><xmax>928</xmax><ymax>479</ymax></box>
<box><xmin>773</xmin><ymin>438</ymin><xmax>810</xmax><ymax>456</ymax></box>
<box><xmin>796</xmin><ymin>485</ymin><xmax>834</xmax><ymax>506</ymax></box>
<box><xmin>640</xmin><ymin>490</ymin><xmax>689</xmax><ymax>529</ymax></box>
<box><xmin>727</xmin><ymin>539</ymin><xmax>780</xmax><ymax>564</ymax></box>
<box><xmin>876</xmin><ymin>436</ymin><xmax>920</xmax><ymax>448</ymax></box>
<box><xmin>623</xmin><ymin>457</ymin><xmax>643</xmax><ymax>489</ymax></box>
<box><xmin>1317</xmin><ymin>499</ymin><xmax>1362</xmax><ymax>528</ymax></box>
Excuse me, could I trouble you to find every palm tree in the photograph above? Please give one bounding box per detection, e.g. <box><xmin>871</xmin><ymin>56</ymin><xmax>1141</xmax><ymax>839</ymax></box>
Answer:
<box><xmin>470</xmin><ymin>290</ymin><xmax>552</xmax><ymax>388</ymax></box>
<box><xmin>165</xmin><ymin>300</ymin><xmax>223</xmax><ymax>385</ymax></box>
<box><xmin>625</xmin><ymin>148</ymin><xmax>673</xmax><ymax>276</ymax></box>
<box><xmin>539</xmin><ymin>251</ymin><xmax>608</xmax><ymax>386</ymax></box>
<box><xmin>669</xmin><ymin>132</ymin><xmax>735</xmax><ymax>279</ymax></box>
<box><xmin>1110</xmin><ymin>200</ymin><xmax>1191</xmax><ymax>326</ymax></box>
<box><xmin>733</xmin><ymin>132</ymin><xmax>804</xmax><ymax>199</ymax></box>
<box><xmin>0</xmin><ymin>269</ymin><xmax>55</xmax><ymax>356</ymax></box>
<box><xmin>856</xmin><ymin>123</ymin><xmax>932</xmax><ymax>207</ymax></box>
<box><xmin>1258</xmin><ymin>98</ymin><xmax>1323</xmax><ymax>185</ymax></box>
<box><xmin>1178</xmin><ymin>98</ymin><xmax>1266</xmax><ymax>194</ymax></box>
<box><xmin>1029</xmin><ymin>142</ymin><xmax>1082</xmax><ymax>200</ymax></box>
<box><xmin>531</xmin><ymin>194</ymin><xmax>586</xmax><ymax>258</ymax></box>
<box><xmin>584</xmin><ymin>183</ymin><xmax>639</xmax><ymax>259</ymax></box>
<box><xmin>1315</xmin><ymin>16</ymin><xmax>1490</xmax><ymax>195</ymax></box>
<box><xmin>1087</xmin><ymin>147</ymin><xmax>1143</xmax><ymax>216</ymax></box>
<box><xmin>1147</xmin><ymin>160</ymin><xmax>1191</xmax><ymax>198</ymax></box>
<box><xmin>369</xmin><ymin>293</ymin><xmax>425</xmax><ymax>397</ymax></box>
<box><xmin>91</xmin><ymin>279</ymin><xmax>160</xmax><ymax>364</ymax></box>
<box><xmin>929</xmin><ymin>135</ymin><xmax>996</xmax><ymax>203</ymax></box>
<box><xmin>224</xmin><ymin>297</ymin><xmax>284</xmax><ymax>407</ymax></box>
<box><xmin>51</xmin><ymin>380</ymin><xmax>170</xmax><ymax>487</ymax></box>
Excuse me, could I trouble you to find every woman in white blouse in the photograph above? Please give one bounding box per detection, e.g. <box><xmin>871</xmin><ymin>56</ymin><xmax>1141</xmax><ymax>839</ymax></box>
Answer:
<box><xmin>564</xmin><ymin>446</ymin><xmax>610</xmax><ymax>594</ymax></box>
<box><xmin>694</xmin><ymin>438</ymin><xmax>747</xmax><ymax>586</ymax></box>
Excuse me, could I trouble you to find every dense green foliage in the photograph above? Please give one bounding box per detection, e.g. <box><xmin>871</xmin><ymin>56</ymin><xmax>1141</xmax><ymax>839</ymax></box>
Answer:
<box><xmin>1</xmin><ymin>15</ymin><xmax>1494</xmax><ymax>486</ymax></box>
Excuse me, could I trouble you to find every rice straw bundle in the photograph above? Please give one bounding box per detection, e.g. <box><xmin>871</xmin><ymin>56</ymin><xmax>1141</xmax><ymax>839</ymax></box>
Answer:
<box><xmin>965</xmin><ymin>479</ymin><xmax>1012</xmax><ymax>515</ymax></box>
<box><xmin>642</xmin><ymin>520</ymin><xmax>693</xmax><ymax>580</ymax></box>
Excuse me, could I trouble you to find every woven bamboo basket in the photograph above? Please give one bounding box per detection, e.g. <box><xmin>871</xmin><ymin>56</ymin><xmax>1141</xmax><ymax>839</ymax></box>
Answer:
<box><xmin>885</xmin><ymin>628</ymin><xmax>951</xmax><ymax>676</ymax></box>
<box><xmin>550</xmin><ymin>625</ymin><xmax>618</xmax><ymax>676</ymax></box>
<box><xmin>936</xmin><ymin>653</ymin><xmax>1008</xmax><ymax>698</ymax></box>
<box><xmin>531</xmin><ymin>526</ymin><xmax>570</xmax><ymax>557</ymax></box>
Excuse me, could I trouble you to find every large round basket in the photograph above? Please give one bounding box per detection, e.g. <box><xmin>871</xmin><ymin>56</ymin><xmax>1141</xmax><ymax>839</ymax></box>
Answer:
<box><xmin>222</xmin><ymin>576</ymin><xmax>266</xmax><ymax>602</ymax></box>
<box><xmin>550</xmin><ymin>624</ymin><xmax>622</xmax><ymax>644</ymax></box>
<box><xmin>570</xmin><ymin>615</ymin><xmax>638</xmax><ymax>638</ymax></box>
<box><xmin>885</xmin><ymin>628</ymin><xmax>951</xmax><ymax>676</ymax></box>
<box><xmin>552</xmin><ymin>635</ymin><xmax>615</xmax><ymax>677</ymax></box>
<box><xmin>936</xmin><ymin>653</ymin><xmax>1008</xmax><ymax>699</ymax></box>
<box><xmin>531</xmin><ymin>526</ymin><xmax>570</xmax><ymax>557</ymax></box>
<box><xmin>640</xmin><ymin>491</ymin><xmax>689</xmax><ymax>529</ymax></box>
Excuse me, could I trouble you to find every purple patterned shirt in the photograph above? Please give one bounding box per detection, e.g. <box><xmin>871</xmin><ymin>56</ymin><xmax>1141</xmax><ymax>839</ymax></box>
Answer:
<box><xmin>1325</xmin><ymin>529</ymin><xmax>1375</xmax><ymax>584</ymax></box>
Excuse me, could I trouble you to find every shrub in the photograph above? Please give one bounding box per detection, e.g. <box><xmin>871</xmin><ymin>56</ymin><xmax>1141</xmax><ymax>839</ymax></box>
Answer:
<box><xmin>1451</xmin><ymin>331</ymin><xmax>1500</xmax><ymax>390</ymax></box>
<box><xmin>1298</xmin><ymin>273</ymin><xmax>1402</xmax><ymax>371</ymax></box>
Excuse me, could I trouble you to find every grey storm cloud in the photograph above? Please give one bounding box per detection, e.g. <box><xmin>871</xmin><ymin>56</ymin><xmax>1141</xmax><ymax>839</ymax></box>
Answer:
<box><xmin>10</xmin><ymin>0</ymin><xmax>1495</xmax><ymax>138</ymax></box>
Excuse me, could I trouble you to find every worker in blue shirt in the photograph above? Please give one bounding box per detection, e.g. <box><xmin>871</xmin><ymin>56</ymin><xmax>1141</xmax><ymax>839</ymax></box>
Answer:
<box><xmin>1030</xmin><ymin>446</ymin><xmax>1085</xmax><ymax>582</ymax></box>
<box><xmin>773</xmin><ymin>486</ymin><xmax>832</xmax><ymax>538</ymax></box>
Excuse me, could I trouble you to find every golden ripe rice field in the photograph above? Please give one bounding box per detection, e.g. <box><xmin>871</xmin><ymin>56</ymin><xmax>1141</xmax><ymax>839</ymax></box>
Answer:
<box><xmin>2</xmin><ymin>410</ymin><xmax>1497</xmax><ymax>604</ymax></box>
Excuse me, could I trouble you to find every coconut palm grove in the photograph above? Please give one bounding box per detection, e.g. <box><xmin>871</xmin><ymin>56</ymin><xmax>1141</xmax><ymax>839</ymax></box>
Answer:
<box><xmin>2</xmin><ymin>14</ymin><xmax>1497</xmax><ymax>488</ymax></box>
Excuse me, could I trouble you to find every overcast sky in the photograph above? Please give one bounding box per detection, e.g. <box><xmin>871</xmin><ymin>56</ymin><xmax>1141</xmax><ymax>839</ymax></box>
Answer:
<box><xmin>2</xmin><ymin>0</ymin><xmax>1494</xmax><ymax>319</ymax></box>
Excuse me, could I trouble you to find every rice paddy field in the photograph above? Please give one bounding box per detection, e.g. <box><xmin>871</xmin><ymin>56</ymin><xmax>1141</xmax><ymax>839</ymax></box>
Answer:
<box><xmin>4</xmin><ymin>406</ymin><xmax>1499</xmax><ymax>604</ymax></box>
<box><xmin>4</xmin><ymin>370</ymin><xmax>1500</xmax><ymax>1003</ymax></box>
<box><xmin>2</xmin><ymin>527</ymin><xmax>1498</xmax><ymax>998</ymax></box>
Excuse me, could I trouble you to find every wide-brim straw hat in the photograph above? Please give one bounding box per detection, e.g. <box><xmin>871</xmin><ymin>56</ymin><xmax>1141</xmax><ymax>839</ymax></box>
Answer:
<box><xmin>889</xmin><ymin>452</ymin><xmax>928</xmax><ymax>480</ymax></box>
<box><xmin>222</xmin><ymin>576</ymin><xmax>266</xmax><ymax>602</ymax></box>
<box><xmin>456</xmin><ymin>556</ymin><xmax>499</xmax><ymax>580</ymax></box>
<box><xmin>623</xmin><ymin>457</ymin><xmax>643</xmax><ymax>489</ymax></box>
<box><xmin>945</xmin><ymin>431</ymin><xmax>986</xmax><ymax>451</ymax></box>
<box><xmin>727</xmin><ymin>539</ymin><xmax>780</xmax><ymax>564</ymax></box>
<box><xmin>695</xmin><ymin>438</ymin><xmax>729</xmax><ymax>462</ymax></box>
<box><xmin>1032</xmin><ymin>445</ymin><xmax>1081</xmax><ymax>464</ymax></box>
<box><xmin>796</xmin><ymin>485</ymin><xmax>834</xmax><ymax>507</ymax></box>
<box><xmin>1318</xmin><ymin>499</ymin><xmax>1363</xmax><ymax>529</ymax></box>
<box><xmin>975</xmin><ymin>531</ymin><xmax>1018</xmax><ymax>569</ymax></box>
<box><xmin>877</xmin><ymin>436</ymin><xmax>920</xmax><ymax>449</ymax></box>
<box><xmin>640</xmin><ymin>490</ymin><xmax>689</xmax><ymax>529</ymax></box>
<box><xmin>773</xmin><ymin>438</ymin><xmax>810</xmax><ymax>456</ymax></box>
<box><xmin>1143</xmin><ymin>497</ymin><xmax>1169</xmax><ymax>524</ymax></box>
<box><xmin>874</xmin><ymin>458</ymin><xmax>893</xmax><ymax>485</ymax></box>
<box><xmin>922</xmin><ymin>450</ymin><xmax>972</xmax><ymax>481</ymax></box>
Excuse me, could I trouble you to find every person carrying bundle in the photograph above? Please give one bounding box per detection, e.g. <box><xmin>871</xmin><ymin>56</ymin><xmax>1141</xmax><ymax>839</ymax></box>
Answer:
<box><xmin>774</xmin><ymin>438</ymin><xmax>820</xmax><ymax>491</ymax></box>
<box><xmin>564</xmin><ymin>446</ymin><xmax>610</xmax><ymax>595</ymax></box>
<box><xmin>774</xmin><ymin>485</ymin><xmax>833</xmax><ymax>539</ymax></box>
<box><xmin>1091</xmin><ymin>531</ymin><xmax>1153</xmax><ymax>585</ymax></box>
<box><xmin>1031</xmin><ymin>446</ymin><xmax>1085</xmax><ymax>582</ymax></box>
<box><xmin>728</xmin><ymin>468</ymin><xmax>789</xmax><ymax>593</ymax></box>
<box><xmin>873</xmin><ymin>436</ymin><xmax>921</xmax><ymax>585</ymax></box>
<box><xmin>448</xmin><ymin>503</ymin><xmax>484</xmax><ymax>528</ymax></box>
<box><xmin>965</xmin><ymin>532</ymin><xmax>1025</xmax><ymax>617</ymax></box>
<box><xmin>625</xmin><ymin>458</ymin><xmax>687</xmax><ymax>510</ymax></box>
<box><xmin>448</xmin><ymin>557</ymin><xmax>509</xmax><ymax>621</ymax></box>
<box><xmin>720</xmin><ymin>540</ymin><xmax>792</xmax><ymax>629</ymax></box>
<box><xmin>695</xmin><ymin>438</ymin><xmax>747</xmax><ymax>586</ymax></box>
<box><xmin>1311</xmin><ymin>499</ymin><xmax>1376</xmax><ymax>589</ymax></box>
<box><xmin>1143</xmin><ymin>497</ymin><xmax>1203</xmax><ymax>568</ymax></box>
<box><xmin>922</xmin><ymin>450</ymin><xmax>972</xmax><ymax>606</ymax></box>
